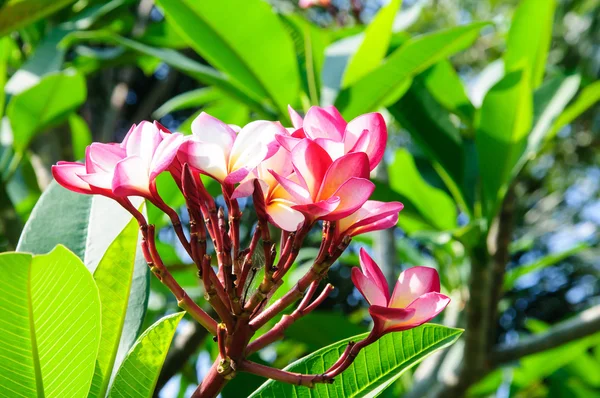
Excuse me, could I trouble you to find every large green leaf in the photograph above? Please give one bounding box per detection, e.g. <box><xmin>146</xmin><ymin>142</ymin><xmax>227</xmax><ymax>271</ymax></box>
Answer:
<box><xmin>155</xmin><ymin>0</ymin><xmax>299</xmax><ymax>118</ymax></box>
<box><xmin>17</xmin><ymin>182</ymin><xmax>150</xmax><ymax>380</ymax></box>
<box><xmin>389</xmin><ymin>149</ymin><xmax>457</xmax><ymax>232</ymax></box>
<box><xmin>548</xmin><ymin>80</ymin><xmax>600</xmax><ymax>139</ymax></box>
<box><xmin>0</xmin><ymin>0</ymin><xmax>76</xmax><ymax>37</ymax></box>
<box><xmin>68</xmin><ymin>113</ymin><xmax>92</xmax><ymax>160</ymax></box>
<box><xmin>6</xmin><ymin>70</ymin><xmax>86</xmax><ymax>152</ymax></box>
<box><xmin>249</xmin><ymin>324</ymin><xmax>462</xmax><ymax>397</ymax></box>
<box><xmin>336</xmin><ymin>22</ymin><xmax>488</xmax><ymax>119</ymax></box>
<box><xmin>388</xmin><ymin>72</ymin><xmax>468</xmax><ymax>210</ymax></box>
<box><xmin>342</xmin><ymin>0</ymin><xmax>401</xmax><ymax>87</ymax></box>
<box><xmin>0</xmin><ymin>246</ymin><xmax>101</xmax><ymax>397</ymax></box>
<box><xmin>476</xmin><ymin>69</ymin><xmax>532</xmax><ymax>220</ymax></box>
<box><xmin>108</xmin><ymin>312</ymin><xmax>185</xmax><ymax>398</ymax></box>
<box><xmin>504</xmin><ymin>0</ymin><xmax>556</xmax><ymax>88</ymax></box>
<box><xmin>88</xmin><ymin>216</ymin><xmax>141</xmax><ymax>398</ymax></box>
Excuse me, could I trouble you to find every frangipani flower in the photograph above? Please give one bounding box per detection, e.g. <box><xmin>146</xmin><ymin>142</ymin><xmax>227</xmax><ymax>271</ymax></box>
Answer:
<box><xmin>232</xmin><ymin>146</ymin><xmax>305</xmax><ymax>232</ymax></box>
<box><xmin>335</xmin><ymin>200</ymin><xmax>404</xmax><ymax>241</ymax></box>
<box><xmin>52</xmin><ymin>121</ymin><xmax>182</xmax><ymax>199</ymax></box>
<box><xmin>281</xmin><ymin>106</ymin><xmax>387</xmax><ymax>171</ymax></box>
<box><xmin>352</xmin><ymin>249</ymin><xmax>450</xmax><ymax>336</ymax></box>
<box><xmin>271</xmin><ymin>138</ymin><xmax>375</xmax><ymax>223</ymax></box>
<box><xmin>177</xmin><ymin>112</ymin><xmax>286</xmax><ymax>187</ymax></box>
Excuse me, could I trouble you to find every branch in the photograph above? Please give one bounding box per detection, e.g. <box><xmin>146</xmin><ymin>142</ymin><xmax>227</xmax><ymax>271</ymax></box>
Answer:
<box><xmin>493</xmin><ymin>305</ymin><xmax>600</xmax><ymax>364</ymax></box>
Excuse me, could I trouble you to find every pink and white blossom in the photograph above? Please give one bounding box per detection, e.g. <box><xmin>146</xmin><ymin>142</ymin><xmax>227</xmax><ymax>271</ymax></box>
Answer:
<box><xmin>335</xmin><ymin>200</ymin><xmax>404</xmax><ymax>241</ymax></box>
<box><xmin>352</xmin><ymin>249</ymin><xmax>450</xmax><ymax>336</ymax></box>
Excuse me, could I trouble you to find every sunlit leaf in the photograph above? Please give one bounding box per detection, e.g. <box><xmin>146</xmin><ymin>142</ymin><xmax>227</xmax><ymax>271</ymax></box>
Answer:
<box><xmin>548</xmin><ymin>80</ymin><xmax>600</xmax><ymax>139</ymax></box>
<box><xmin>249</xmin><ymin>324</ymin><xmax>463</xmax><ymax>397</ymax></box>
<box><xmin>0</xmin><ymin>246</ymin><xmax>101</xmax><ymax>398</ymax></box>
<box><xmin>108</xmin><ymin>312</ymin><xmax>185</xmax><ymax>398</ymax></box>
<box><xmin>0</xmin><ymin>0</ymin><xmax>76</xmax><ymax>37</ymax></box>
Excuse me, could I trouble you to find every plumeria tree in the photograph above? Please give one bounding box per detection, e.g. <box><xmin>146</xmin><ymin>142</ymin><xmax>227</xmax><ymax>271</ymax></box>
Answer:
<box><xmin>51</xmin><ymin>107</ymin><xmax>451</xmax><ymax>397</ymax></box>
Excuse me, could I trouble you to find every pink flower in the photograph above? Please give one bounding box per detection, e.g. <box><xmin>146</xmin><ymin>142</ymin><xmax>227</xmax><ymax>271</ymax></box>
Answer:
<box><xmin>232</xmin><ymin>145</ymin><xmax>305</xmax><ymax>232</ymax></box>
<box><xmin>335</xmin><ymin>200</ymin><xmax>404</xmax><ymax>241</ymax></box>
<box><xmin>271</xmin><ymin>138</ymin><xmax>375</xmax><ymax>223</ymax></box>
<box><xmin>177</xmin><ymin>112</ymin><xmax>286</xmax><ymax>187</ymax></box>
<box><xmin>352</xmin><ymin>249</ymin><xmax>450</xmax><ymax>336</ymax></box>
<box><xmin>281</xmin><ymin>106</ymin><xmax>387</xmax><ymax>171</ymax></box>
<box><xmin>52</xmin><ymin>121</ymin><xmax>183</xmax><ymax>199</ymax></box>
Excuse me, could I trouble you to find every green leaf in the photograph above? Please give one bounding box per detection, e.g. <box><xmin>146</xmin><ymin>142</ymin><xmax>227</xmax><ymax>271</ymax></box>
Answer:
<box><xmin>503</xmin><ymin>243</ymin><xmax>589</xmax><ymax>290</ymax></box>
<box><xmin>7</xmin><ymin>70</ymin><xmax>86</xmax><ymax>152</ymax></box>
<box><xmin>525</xmin><ymin>74</ymin><xmax>580</xmax><ymax>159</ymax></box>
<box><xmin>504</xmin><ymin>0</ymin><xmax>556</xmax><ymax>88</ymax></box>
<box><xmin>388</xmin><ymin>73</ymin><xmax>468</xmax><ymax>210</ymax></box>
<box><xmin>0</xmin><ymin>246</ymin><xmax>101</xmax><ymax>398</ymax></box>
<box><xmin>88</xmin><ymin>216</ymin><xmax>141</xmax><ymax>398</ymax></box>
<box><xmin>153</xmin><ymin>87</ymin><xmax>222</xmax><ymax>119</ymax></box>
<box><xmin>17</xmin><ymin>182</ymin><xmax>150</xmax><ymax>380</ymax></box>
<box><xmin>476</xmin><ymin>69</ymin><xmax>532</xmax><ymax>220</ymax></box>
<box><xmin>68</xmin><ymin>113</ymin><xmax>92</xmax><ymax>160</ymax></box>
<box><xmin>0</xmin><ymin>0</ymin><xmax>76</xmax><ymax>37</ymax></box>
<box><xmin>155</xmin><ymin>0</ymin><xmax>299</xmax><ymax>118</ymax></box>
<box><xmin>336</xmin><ymin>22</ymin><xmax>488</xmax><ymax>119</ymax></box>
<box><xmin>280</xmin><ymin>14</ymin><xmax>329</xmax><ymax>106</ymax></box>
<box><xmin>389</xmin><ymin>149</ymin><xmax>457</xmax><ymax>231</ymax></box>
<box><xmin>420</xmin><ymin>61</ymin><xmax>475</xmax><ymax>123</ymax></box>
<box><xmin>342</xmin><ymin>0</ymin><xmax>401</xmax><ymax>87</ymax></box>
<box><xmin>249</xmin><ymin>324</ymin><xmax>463</xmax><ymax>397</ymax></box>
<box><xmin>108</xmin><ymin>312</ymin><xmax>185</xmax><ymax>398</ymax></box>
<box><xmin>0</xmin><ymin>37</ymin><xmax>10</xmax><ymax>118</ymax></box>
<box><xmin>548</xmin><ymin>80</ymin><xmax>600</xmax><ymax>139</ymax></box>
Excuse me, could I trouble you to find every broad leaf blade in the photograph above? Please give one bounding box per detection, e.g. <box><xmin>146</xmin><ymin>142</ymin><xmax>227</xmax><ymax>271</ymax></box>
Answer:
<box><xmin>89</xmin><ymin>216</ymin><xmax>141</xmax><ymax>398</ymax></box>
<box><xmin>548</xmin><ymin>80</ymin><xmax>600</xmax><ymax>139</ymax></box>
<box><xmin>7</xmin><ymin>70</ymin><xmax>86</xmax><ymax>152</ymax></box>
<box><xmin>342</xmin><ymin>0</ymin><xmax>401</xmax><ymax>87</ymax></box>
<box><xmin>155</xmin><ymin>0</ymin><xmax>299</xmax><ymax>117</ymax></box>
<box><xmin>17</xmin><ymin>182</ymin><xmax>150</xmax><ymax>380</ymax></box>
<box><xmin>153</xmin><ymin>87</ymin><xmax>222</xmax><ymax>119</ymax></box>
<box><xmin>336</xmin><ymin>22</ymin><xmax>488</xmax><ymax>119</ymax></box>
<box><xmin>389</xmin><ymin>149</ymin><xmax>457</xmax><ymax>232</ymax></box>
<box><xmin>476</xmin><ymin>69</ymin><xmax>532</xmax><ymax>219</ymax></box>
<box><xmin>68</xmin><ymin>113</ymin><xmax>92</xmax><ymax>160</ymax></box>
<box><xmin>108</xmin><ymin>312</ymin><xmax>185</xmax><ymax>398</ymax></box>
<box><xmin>0</xmin><ymin>246</ymin><xmax>101</xmax><ymax>398</ymax></box>
<box><xmin>249</xmin><ymin>324</ymin><xmax>463</xmax><ymax>397</ymax></box>
<box><xmin>504</xmin><ymin>0</ymin><xmax>556</xmax><ymax>88</ymax></box>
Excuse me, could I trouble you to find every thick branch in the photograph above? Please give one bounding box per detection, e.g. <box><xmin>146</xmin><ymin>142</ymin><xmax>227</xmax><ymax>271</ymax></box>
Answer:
<box><xmin>493</xmin><ymin>305</ymin><xmax>600</xmax><ymax>364</ymax></box>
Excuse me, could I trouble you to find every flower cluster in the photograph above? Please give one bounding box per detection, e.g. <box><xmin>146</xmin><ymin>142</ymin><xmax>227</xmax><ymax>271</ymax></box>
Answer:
<box><xmin>53</xmin><ymin>105</ymin><xmax>448</xmax><ymax>393</ymax></box>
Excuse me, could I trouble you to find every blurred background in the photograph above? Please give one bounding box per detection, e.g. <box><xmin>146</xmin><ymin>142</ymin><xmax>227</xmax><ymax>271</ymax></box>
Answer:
<box><xmin>0</xmin><ymin>0</ymin><xmax>598</xmax><ymax>397</ymax></box>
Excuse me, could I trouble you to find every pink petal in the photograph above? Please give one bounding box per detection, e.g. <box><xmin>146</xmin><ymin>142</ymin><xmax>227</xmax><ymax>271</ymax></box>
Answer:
<box><xmin>368</xmin><ymin>305</ymin><xmax>415</xmax><ymax>334</ymax></box>
<box><xmin>352</xmin><ymin>268</ymin><xmax>389</xmax><ymax>307</ymax></box>
<box><xmin>231</xmin><ymin>178</ymin><xmax>269</xmax><ymax>200</ymax></box>
<box><xmin>269</xmin><ymin>170</ymin><xmax>312</xmax><ymax>205</ymax></box>
<box><xmin>120</xmin><ymin>123</ymin><xmax>137</xmax><ymax>148</ymax></box>
<box><xmin>177</xmin><ymin>139</ymin><xmax>228</xmax><ymax>182</ymax></box>
<box><xmin>317</xmin><ymin>152</ymin><xmax>370</xmax><ymax>200</ymax></box>
<box><xmin>190</xmin><ymin>112</ymin><xmax>237</xmax><ymax>154</ymax></box>
<box><xmin>343</xmin><ymin>201</ymin><xmax>404</xmax><ymax>236</ymax></box>
<box><xmin>302</xmin><ymin>106</ymin><xmax>346</xmax><ymax>141</ymax></box>
<box><xmin>288</xmin><ymin>105</ymin><xmax>304</xmax><ymax>129</ymax></box>
<box><xmin>292</xmin><ymin>196</ymin><xmax>340</xmax><ymax>220</ymax></box>
<box><xmin>78</xmin><ymin>171</ymin><xmax>113</xmax><ymax>191</ymax></box>
<box><xmin>224</xmin><ymin>167</ymin><xmax>252</xmax><ymax>185</ymax></box>
<box><xmin>275</xmin><ymin>134</ymin><xmax>302</xmax><ymax>152</ymax></box>
<box><xmin>86</xmin><ymin>143</ymin><xmax>125</xmax><ymax>173</ymax></box>
<box><xmin>390</xmin><ymin>266</ymin><xmax>442</xmax><ymax>309</ymax></box>
<box><xmin>377</xmin><ymin>292</ymin><xmax>450</xmax><ymax>333</ymax></box>
<box><xmin>51</xmin><ymin>162</ymin><xmax>93</xmax><ymax>195</ymax></box>
<box><xmin>124</xmin><ymin>121</ymin><xmax>162</xmax><ymax>168</ymax></box>
<box><xmin>228</xmin><ymin>120</ymin><xmax>284</xmax><ymax>173</ymax></box>
<box><xmin>112</xmin><ymin>156</ymin><xmax>151</xmax><ymax>197</ymax></box>
<box><xmin>150</xmin><ymin>132</ymin><xmax>184</xmax><ymax>180</ymax></box>
<box><xmin>358</xmin><ymin>248</ymin><xmax>390</xmax><ymax>302</ymax></box>
<box><xmin>291</xmin><ymin>139</ymin><xmax>332</xmax><ymax>200</ymax></box>
<box><xmin>321</xmin><ymin>177</ymin><xmax>374</xmax><ymax>221</ymax></box>
<box><xmin>345</xmin><ymin>112</ymin><xmax>387</xmax><ymax>171</ymax></box>
<box><xmin>314</xmin><ymin>138</ymin><xmax>345</xmax><ymax>160</ymax></box>
<box><xmin>255</xmin><ymin>146</ymin><xmax>294</xmax><ymax>190</ymax></box>
<box><xmin>266</xmin><ymin>199</ymin><xmax>305</xmax><ymax>232</ymax></box>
